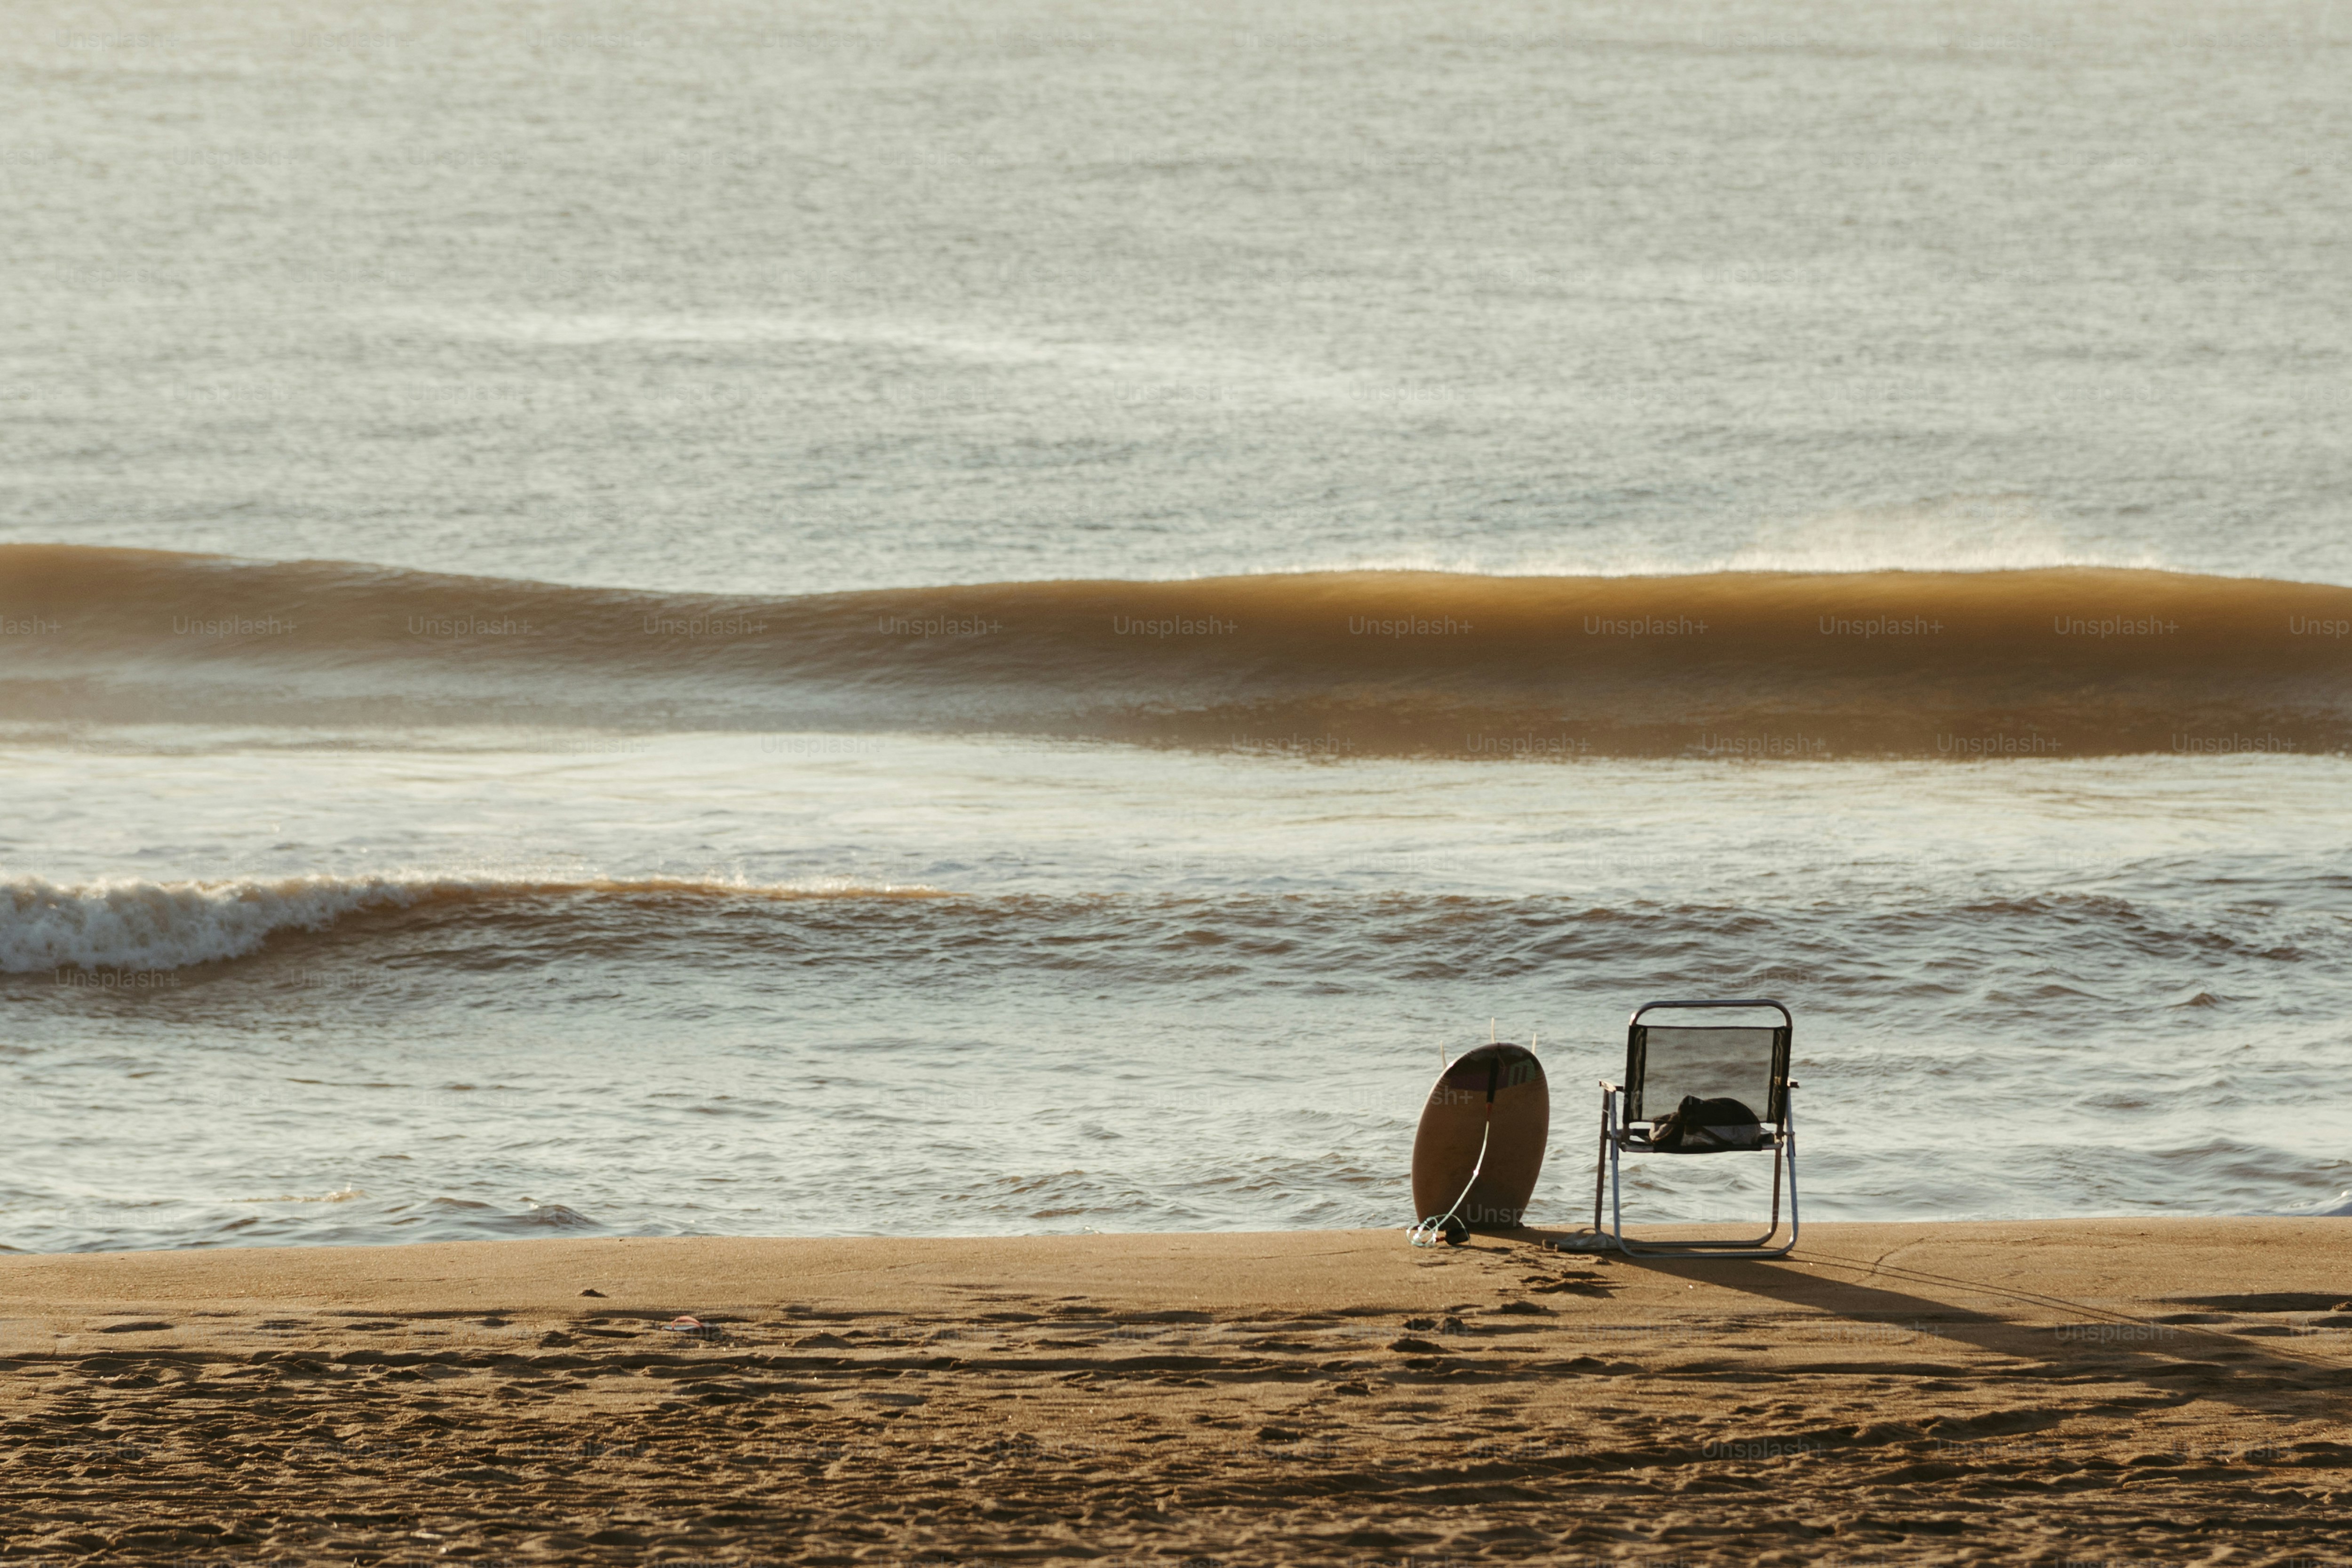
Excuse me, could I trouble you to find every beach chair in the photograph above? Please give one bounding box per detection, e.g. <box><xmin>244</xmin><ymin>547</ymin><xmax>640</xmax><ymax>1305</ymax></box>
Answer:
<box><xmin>1592</xmin><ymin>998</ymin><xmax>1799</xmax><ymax>1258</ymax></box>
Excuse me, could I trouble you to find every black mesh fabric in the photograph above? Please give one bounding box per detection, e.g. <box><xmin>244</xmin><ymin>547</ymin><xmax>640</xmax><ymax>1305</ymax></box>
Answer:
<box><xmin>1627</xmin><ymin>1024</ymin><xmax>1787</xmax><ymax>1126</ymax></box>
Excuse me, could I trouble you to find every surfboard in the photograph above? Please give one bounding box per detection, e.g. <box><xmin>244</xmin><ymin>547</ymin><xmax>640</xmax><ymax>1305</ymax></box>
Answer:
<box><xmin>1410</xmin><ymin>1042</ymin><xmax>1549</xmax><ymax>1232</ymax></box>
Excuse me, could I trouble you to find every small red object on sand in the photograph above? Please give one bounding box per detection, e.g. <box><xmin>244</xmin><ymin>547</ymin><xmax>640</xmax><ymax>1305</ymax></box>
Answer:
<box><xmin>659</xmin><ymin>1316</ymin><xmax>704</xmax><ymax>1331</ymax></box>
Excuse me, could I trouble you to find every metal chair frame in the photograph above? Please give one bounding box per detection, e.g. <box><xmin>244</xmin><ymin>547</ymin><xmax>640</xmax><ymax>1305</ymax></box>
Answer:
<box><xmin>1593</xmin><ymin>997</ymin><xmax>1800</xmax><ymax>1258</ymax></box>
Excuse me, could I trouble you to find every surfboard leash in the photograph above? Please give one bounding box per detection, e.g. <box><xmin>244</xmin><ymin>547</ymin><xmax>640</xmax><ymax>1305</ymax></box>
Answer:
<box><xmin>1407</xmin><ymin>1121</ymin><xmax>1489</xmax><ymax>1249</ymax></box>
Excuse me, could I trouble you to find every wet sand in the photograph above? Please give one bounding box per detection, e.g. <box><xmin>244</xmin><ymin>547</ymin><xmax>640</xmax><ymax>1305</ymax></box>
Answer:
<box><xmin>4</xmin><ymin>1220</ymin><xmax>2350</xmax><ymax>1563</ymax></box>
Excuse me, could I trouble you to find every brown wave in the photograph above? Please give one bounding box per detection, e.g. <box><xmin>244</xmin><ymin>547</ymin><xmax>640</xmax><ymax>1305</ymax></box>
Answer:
<box><xmin>4</xmin><ymin>543</ymin><xmax>2349</xmax><ymax>756</ymax></box>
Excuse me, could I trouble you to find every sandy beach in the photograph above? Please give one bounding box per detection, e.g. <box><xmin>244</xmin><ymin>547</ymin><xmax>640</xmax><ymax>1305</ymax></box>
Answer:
<box><xmin>4</xmin><ymin>1220</ymin><xmax>2350</xmax><ymax>1564</ymax></box>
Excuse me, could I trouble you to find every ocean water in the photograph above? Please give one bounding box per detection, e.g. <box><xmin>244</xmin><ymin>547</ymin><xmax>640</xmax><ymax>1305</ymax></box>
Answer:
<box><xmin>4</xmin><ymin>0</ymin><xmax>2350</xmax><ymax>1250</ymax></box>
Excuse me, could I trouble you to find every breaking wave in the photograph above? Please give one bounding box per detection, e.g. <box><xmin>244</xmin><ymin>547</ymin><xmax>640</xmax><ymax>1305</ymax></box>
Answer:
<box><xmin>0</xmin><ymin>873</ymin><xmax>945</xmax><ymax>974</ymax></box>
<box><xmin>4</xmin><ymin>544</ymin><xmax>2348</xmax><ymax>756</ymax></box>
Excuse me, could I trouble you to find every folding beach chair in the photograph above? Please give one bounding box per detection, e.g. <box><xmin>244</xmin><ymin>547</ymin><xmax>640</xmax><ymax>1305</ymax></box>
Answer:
<box><xmin>1593</xmin><ymin>998</ymin><xmax>1799</xmax><ymax>1258</ymax></box>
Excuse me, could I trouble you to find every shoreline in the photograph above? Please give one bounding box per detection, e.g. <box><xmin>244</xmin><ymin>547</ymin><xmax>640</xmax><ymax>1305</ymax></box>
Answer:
<box><xmin>5</xmin><ymin>1220</ymin><xmax>2350</xmax><ymax>1562</ymax></box>
<box><xmin>8</xmin><ymin>1215</ymin><xmax>2352</xmax><ymax>1313</ymax></box>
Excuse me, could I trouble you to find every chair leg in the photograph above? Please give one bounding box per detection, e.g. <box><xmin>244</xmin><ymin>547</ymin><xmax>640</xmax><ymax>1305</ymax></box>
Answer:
<box><xmin>1782</xmin><ymin>1101</ymin><xmax>1800</xmax><ymax>1250</ymax></box>
<box><xmin>1610</xmin><ymin>1125</ymin><xmax>1626</xmax><ymax>1250</ymax></box>
<box><xmin>1609</xmin><ymin>1123</ymin><xmax>1801</xmax><ymax>1259</ymax></box>
<box><xmin>1593</xmin><ymin>1092</ymin><xmax>1610</xmax><ymax>1234</ymax></box>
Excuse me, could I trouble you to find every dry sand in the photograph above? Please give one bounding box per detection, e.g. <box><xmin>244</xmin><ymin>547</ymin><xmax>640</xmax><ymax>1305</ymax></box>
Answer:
<box><xmin>4</xmin><ymin>1219</ymin><xmax>2351</xmax><ymax>1564</ymax></box>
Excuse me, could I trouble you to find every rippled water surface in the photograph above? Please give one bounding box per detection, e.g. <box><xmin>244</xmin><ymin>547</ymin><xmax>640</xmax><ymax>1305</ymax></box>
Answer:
<box><xmin>7</xmin><ymin>735</ymin><xmax>2348</xmax><ymax>1250</ymax></box>
<box><xmin>5</xmin><ymin>0</ymin><xmax>2349</xmax><ymax>591</ymax></box>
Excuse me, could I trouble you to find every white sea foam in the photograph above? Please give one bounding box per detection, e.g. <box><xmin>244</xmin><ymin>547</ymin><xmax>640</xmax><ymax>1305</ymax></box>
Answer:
<box><xmin>2279</xmin><ymin>1189</ymin><xmax>2352</xmax><ymax>1218</ymax></box>
<box><xmin>396</xmin><ymin>307</ymin><xmax>1350</xmax><ymax>401</ymax></box>
<box><xmin>235</xmin><ymin>1186</ymin><xmax>369</xmax><ymax>1204</ymax></box>
<box><xmin>2</xmin><ymin>874</ymin><xmax>437</xmax><ymax>974</ymax></box>
<box><xmin>1232</xmin><ymin>498</ymin><xmax>2186</xmax><ymax>581</ymax></box>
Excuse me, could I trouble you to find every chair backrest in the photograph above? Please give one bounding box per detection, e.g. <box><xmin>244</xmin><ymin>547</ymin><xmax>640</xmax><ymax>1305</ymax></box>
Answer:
<box><xmin>1624</xmin><ymin>1000</ymin><xmax>1791</xmax><ymax>1127</ymax></box>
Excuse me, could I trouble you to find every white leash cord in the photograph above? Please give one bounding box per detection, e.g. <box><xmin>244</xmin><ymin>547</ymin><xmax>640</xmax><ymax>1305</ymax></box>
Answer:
<box><xmin>1407</xmin><ymin>1122</ymin><xmax>1489</xmax><ymax>1248</ymax></box>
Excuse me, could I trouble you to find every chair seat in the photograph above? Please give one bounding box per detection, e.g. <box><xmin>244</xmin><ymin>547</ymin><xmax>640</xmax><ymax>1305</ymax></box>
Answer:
<box><xmin>1615</xmin><ymin>1129</ymin><xmax>1780</xmax><ymax>1154</ymax></box>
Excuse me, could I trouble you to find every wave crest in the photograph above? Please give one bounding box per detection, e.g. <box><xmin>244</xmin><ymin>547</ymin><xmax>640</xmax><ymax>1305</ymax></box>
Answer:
<box><xmin>5</xmin><ymin>545</ymin><xmax>2350</xmax><ymax>756</ymax></box>
<box><xmin>1</xmin><ymin>873</ymin><xmax>945</xmax><ymax>974</ymax></box>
